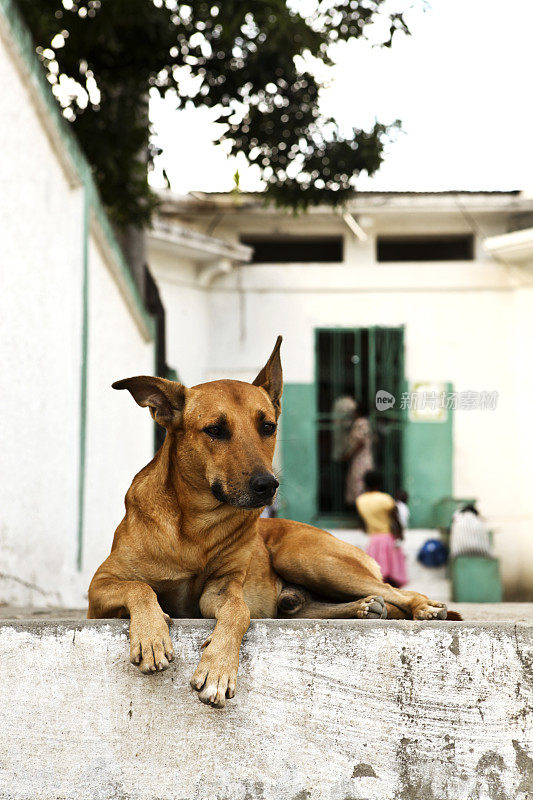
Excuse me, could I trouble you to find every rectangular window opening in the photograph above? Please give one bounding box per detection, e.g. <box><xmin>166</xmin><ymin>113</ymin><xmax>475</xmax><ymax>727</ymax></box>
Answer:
<box><xmin>241</xmin><ymin>236</ymin><xmax>344</xmax><ymax>263</ymax></box>
<box><xmin>377</xmin><ymin>235</ymin><xmax>474</xmax><ymax>262</ymax></box>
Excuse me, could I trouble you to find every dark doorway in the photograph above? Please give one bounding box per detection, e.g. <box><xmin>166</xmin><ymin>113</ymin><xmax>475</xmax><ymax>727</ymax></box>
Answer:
<box><xmin>315</xmin><ymin>327</ymin><xmax>405</xmax><ymax>522</ymax></box>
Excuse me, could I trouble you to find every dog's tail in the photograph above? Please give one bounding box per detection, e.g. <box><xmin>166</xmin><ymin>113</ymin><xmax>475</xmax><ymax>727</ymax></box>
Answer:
<box><xmin>446</xmin><ymin>610</ymin><xmax>463</xmax><ymax>621</ymax></box>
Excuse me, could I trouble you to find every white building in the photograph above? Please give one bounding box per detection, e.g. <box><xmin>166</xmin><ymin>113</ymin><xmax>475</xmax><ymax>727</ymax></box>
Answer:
<box><xmin>2</xmin><ymin>0</ymin><xmax>533</xmax><ymax>606</ymax></box>
<box><xmin>149</xmin><ymin>190</ymin><xmax>533</xmax><ymax>601</ymax></box>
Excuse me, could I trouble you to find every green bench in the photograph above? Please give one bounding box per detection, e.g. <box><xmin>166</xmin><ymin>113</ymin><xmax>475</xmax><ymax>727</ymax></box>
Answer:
<box><xmin>451</xmin><ymin>555</ymin><xmax>503</xmax><ymax>603</ymax></box>
<box><xmin>433</xmin><ymin>496</ymin><xmax>503</xmax><ymax>603</ymax></box>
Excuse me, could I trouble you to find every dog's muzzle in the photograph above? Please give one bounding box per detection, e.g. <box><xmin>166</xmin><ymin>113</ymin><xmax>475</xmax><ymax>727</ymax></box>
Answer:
<box><xmin>210</xmin><ymin>474</ymin><xmax>279</xmax><ymax>509</ymax></box>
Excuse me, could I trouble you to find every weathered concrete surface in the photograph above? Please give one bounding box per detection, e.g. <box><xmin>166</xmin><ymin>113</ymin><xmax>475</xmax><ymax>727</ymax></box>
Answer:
<box><xmin>3</xmin><ymin>602</ymin><xmax>533</xmax><ymax>621</ymax></box>
<box><xmin>0</xmin><ymin>619</ymin><xmax>531</xmax><ymax>800</ymax></box>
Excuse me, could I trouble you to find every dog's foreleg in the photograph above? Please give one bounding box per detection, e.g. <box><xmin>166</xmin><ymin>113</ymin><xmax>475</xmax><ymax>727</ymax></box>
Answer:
<box><xmin>190</xmin><ymin>576</ymin><xmax>250</xmax><ymax>708</ymax></box>
<box><xmin>88</xmin><ymin>567</ymin><xmax>174</xmax><ymax>673</ymax></box>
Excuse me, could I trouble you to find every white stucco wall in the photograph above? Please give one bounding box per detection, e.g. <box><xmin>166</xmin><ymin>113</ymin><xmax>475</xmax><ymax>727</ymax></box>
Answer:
<box><xmin>507</xmin><ymin>279</ymin><xmax>533</xmax><ymax>597</ymax></box>
<box><xmin>148</xmin><ymin>245</ymin><xmax>210</xmax><ymax>386</ymax></box>
<box><xmin>206</xmin><ymin>264</ymin><xmax>518</xmax><ymax>512</ymax></box>
<box><xmin>81</xmin><ymin>234</ymin><xmax>154</xmax><ymax>588</ymax></box>
<box><xmin>0</xmin><ymin>16</ymin><xmax>83</xmax><ymax>605</ymax></box>
<box><xmin>0</xmin><ymin>10</ymin><xmax>155</xmax><ymax>605</ymax></box>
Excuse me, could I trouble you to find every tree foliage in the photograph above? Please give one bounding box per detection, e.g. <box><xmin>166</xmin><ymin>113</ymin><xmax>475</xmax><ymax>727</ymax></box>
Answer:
<box><xmin>17</xmin><ymin>0</ymin><xmax>412</xmax><ymax>225</ymax></box>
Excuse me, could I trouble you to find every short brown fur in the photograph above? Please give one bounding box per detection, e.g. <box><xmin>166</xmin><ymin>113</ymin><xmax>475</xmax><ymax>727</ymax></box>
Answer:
<box><xmin>88</xmin><ymin>336</ymin><xmax>456</xmax><ymax>708</ymax></box>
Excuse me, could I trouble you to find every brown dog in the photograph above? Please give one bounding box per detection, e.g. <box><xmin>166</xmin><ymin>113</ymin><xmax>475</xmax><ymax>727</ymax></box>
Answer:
<box><xmin>88</xmin><ymin>337</ymin><xmax>454</xmax><ymax>708</ymax></box>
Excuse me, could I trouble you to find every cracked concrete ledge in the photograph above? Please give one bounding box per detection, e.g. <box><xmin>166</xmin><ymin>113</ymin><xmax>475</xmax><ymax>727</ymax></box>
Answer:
<box><xmin>1</xmin><ymin>619</ymin><xmax>532</xmax><ymax>800</ymax></box>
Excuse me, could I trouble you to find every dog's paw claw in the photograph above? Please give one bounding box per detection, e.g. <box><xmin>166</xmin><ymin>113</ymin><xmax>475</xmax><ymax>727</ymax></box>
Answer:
<box><xmin>190</xmin><ymin>669</ymin><xmax>207</xmax><ymax>692</ymax></box>
<box><xmin>414</xmin><ymin>601</ymin><xmax>448</xmax><ymax>621</ymax></box>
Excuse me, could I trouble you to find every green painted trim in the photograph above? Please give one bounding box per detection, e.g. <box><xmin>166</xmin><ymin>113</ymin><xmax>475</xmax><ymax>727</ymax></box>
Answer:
<box><xmin>0</xmin><ymin>0</ymin><xmax>155</xmax><ymax>339</ymax></box>
<box><xmin>433</xmin><ymin>496</ymin><xmax>476</xmax><ymax>530</ymax></box>
<box><xmin>402</xmin><ymin>380</ymin><xmax>454</xmax><ymax>528</ymax></box>
<box><xmin>76</xmin><ymin>188</ymin><xmax>90</xmax><ymax>571</ymax></box>
<box><xmin>279</xmin><ymin>383</ymin><xmax>317</xmax><ymax>524</ymax></box>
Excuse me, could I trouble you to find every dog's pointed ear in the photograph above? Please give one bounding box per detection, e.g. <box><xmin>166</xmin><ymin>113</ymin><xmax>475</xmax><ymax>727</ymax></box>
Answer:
<box><xmin>112</xmin><ymin>376</ymin><xmax>186</xmax><ymax>429</ymax></box>
<box><xmin>252</xmin><ymin>335</ymin><xmax>283</xmax><ymax>416</ymax></box>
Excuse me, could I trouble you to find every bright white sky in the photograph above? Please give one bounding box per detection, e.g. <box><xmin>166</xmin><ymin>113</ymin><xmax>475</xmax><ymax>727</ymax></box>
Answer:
<box><xmin>149</xmin><ymin>0</ymin><xmax>533</xmax><ymax>195</ymax></box>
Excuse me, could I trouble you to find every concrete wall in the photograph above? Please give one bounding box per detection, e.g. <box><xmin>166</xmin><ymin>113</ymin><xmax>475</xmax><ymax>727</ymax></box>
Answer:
<box><xmin>0</xmin><ymin>2</ymin><xmax>155</xmax><ymax>606</ymax></box>
<box><xmin>1</xmin><ymin>618</ymin><xmax>531</xmax><ymax>800</ymax></box>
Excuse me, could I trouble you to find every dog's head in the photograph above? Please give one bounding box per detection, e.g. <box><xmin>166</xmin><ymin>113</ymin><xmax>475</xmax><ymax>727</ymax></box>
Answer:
<box><xmin>113</xmin><ymin>337</ymin><xmax>283</xmax><ymax>509</ymax></box>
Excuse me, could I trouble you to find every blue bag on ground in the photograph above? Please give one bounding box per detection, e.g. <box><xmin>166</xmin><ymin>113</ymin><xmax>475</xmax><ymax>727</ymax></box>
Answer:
<box><xmin>417</xmin><ymin>539</ymin><xmax>448</xmax><ymax>568</ymax></box>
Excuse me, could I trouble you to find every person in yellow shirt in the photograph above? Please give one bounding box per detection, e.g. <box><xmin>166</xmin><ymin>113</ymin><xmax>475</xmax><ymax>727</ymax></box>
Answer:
<box><xmin>356</xmin><ymin>470</ymin><xmax>407</xmax><ymax>587</ymax></box>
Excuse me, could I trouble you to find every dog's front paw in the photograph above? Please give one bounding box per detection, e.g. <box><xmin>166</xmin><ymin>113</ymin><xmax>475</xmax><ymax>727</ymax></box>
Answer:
<box><xmin>355</xmin><ymin>595</ymin><xmax>387</xmax><ymax>619</ymax></box>
<box><xmin>413</xmin><ymin>600</ymin><xmax>447</xmax><ymax>620</ymax></box>
<box><xmin>129</xmin><ymin>612</ymin><xmax>174</xmax><ymax>674</ymax></box>
<box><xmin>190</xmin><ymin>643</ymin><xmax>238</xmax><ymax>708</ymax></box>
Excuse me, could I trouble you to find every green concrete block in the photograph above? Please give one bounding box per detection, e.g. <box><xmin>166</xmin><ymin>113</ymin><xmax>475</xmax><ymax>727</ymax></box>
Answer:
<box><xmin>451</xmin><ymin>556</ymin><xmax>503</xmax><ymax>603</ymax></box>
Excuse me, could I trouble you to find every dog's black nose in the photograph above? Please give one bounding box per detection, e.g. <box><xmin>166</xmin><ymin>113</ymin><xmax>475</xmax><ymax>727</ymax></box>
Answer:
<box><xmin>250</xmin><ymin>474</ymin><xmax>279</xmax><ymax>500</ymax></box>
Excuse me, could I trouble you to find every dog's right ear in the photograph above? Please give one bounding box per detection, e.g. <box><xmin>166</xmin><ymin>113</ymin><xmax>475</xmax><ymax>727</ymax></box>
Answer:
<box><xmin>112</xmin><ymin>376</ymin><xmax>186</xmax><ymax>429</ymax></box>
<box><xmin>252</xmin><ymin>335</ymin><xmax>283</xmax><ymax>417</ymax></box>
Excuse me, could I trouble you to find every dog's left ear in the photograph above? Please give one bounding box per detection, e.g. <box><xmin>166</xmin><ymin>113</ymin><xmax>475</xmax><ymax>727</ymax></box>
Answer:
<box><xmin>252</xmin><ymin>335</ymin><xmax>283</xmax><ymax>417</ymax></box>
<box><xmin>112</xmin><ymin>375</ymin><xmax>186</xmax><ymax>429</ymax></box>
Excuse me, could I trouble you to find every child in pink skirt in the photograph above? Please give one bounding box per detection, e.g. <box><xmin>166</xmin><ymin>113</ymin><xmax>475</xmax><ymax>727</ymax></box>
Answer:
<box><xmin>356</xmin><ymin>470</ymin><xmax>407</xmax><ymax>588</ymax></box>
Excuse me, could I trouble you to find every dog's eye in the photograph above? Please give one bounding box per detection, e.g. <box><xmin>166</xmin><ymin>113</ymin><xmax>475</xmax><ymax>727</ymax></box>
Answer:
<box><xmin>202</xmin><ymin>425</ymin><xmax>229</xmax><ymax>440</ymax></box>
<box><xmin>260</xmin><ymin>422</ymin><xmax>277</xmax><ymax>436</ymax></box>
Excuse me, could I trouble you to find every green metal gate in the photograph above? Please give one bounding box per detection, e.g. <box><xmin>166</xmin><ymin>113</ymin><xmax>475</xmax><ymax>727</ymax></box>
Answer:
<box><xmin>369</xmin><ymin>326</ymin><xmax>405</xmax><ymax>496</ymax></box>
<box><xmin>315</xmin><ymin>327</ymin><xmax>405</xmax><ymax>523</ymax></box>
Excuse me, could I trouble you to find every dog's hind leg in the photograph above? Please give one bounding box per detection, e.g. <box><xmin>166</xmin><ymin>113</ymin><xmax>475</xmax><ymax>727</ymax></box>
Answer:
<box><xmin>262</xmin><ymin>518</ymin><xmax>448</xmax><ymax>620</ymax></box>
<box><xmin>278</xmin><ymin>584</ymin><xmax>387</xmax><ymax>619</ymax></box>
